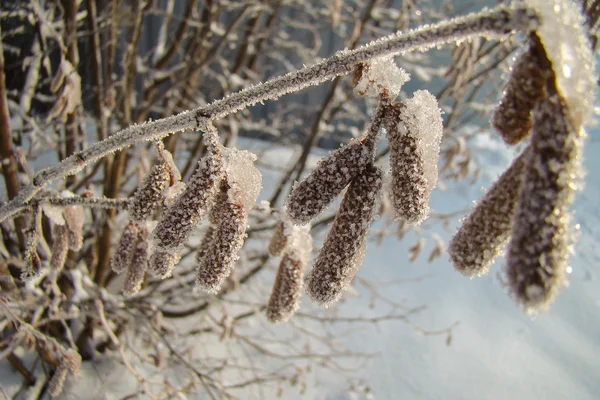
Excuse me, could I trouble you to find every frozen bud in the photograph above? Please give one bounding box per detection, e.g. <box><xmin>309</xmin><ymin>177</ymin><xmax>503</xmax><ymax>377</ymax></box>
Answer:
<box><xmin>492</xmin><ymin>41</ymin><xmax>548</xmax><ymax>145</ymax></box>
<box><xmin>129</xmin><ymin>163</ymin><xmax>170</xmax><ymax>222</ymax></box>
<box><xmin>110</xmin><ymin>221</ymin><xmax>139</xmax><ymax>274</ymax></box>
<box><xmin>506</xmin><ymin>93</ymin><xmax>583</xmax><ymax>313</ymax></box>
<box><xmin>386</xmin><ymin>90</ymin><xmax>443</xmax><ymax>225</ymax></box>
<box><xmin>123</xmin><ymin>226</ymin><xmax>150</xmax><ymax>296</ymax></box>
<box><xmin>268</xmin><ymin>221</ymin><xmax>288</xmax><ymax>257</ymax></box>
<box><xmin>148</xmin><ymin>248</ymin><xmax>181</xmax><ymax>279</ymax></box>
<box><xmin>449</xmin><ymin>147</ymin><xmax>530</xmax><ymax>277</ymax></box>
<box><xmin>152</xmin><ymin>149</ymin><xmax>223</xmax><ymax>251</ymax></box>
<box><xmin>286</xmin><ymin>139</ymin><xmax>375</xmax><ymax>225</ymax></box>
<box><xmin>353</xmin><ymin>57</ymin><xmax>410</xmax><ymax>100</ymax></box>
<box><xmin>51</xmin><ymin>224</ymin><xmax>69</xmax><ymax>272</ymax></box>
<box><xmin>196</xmin><ymin>179</ymin><xmax>248</xmax><ymax>293</ymax></box>
<box><xmin>48</xmin><ymin>362</ymin><xmax>68</xmax><ymax>397</ymax></box>
<box><xmin>306</xmin><ymin>165</ymin><xmax>383</xmax><ymax>306</ymax></box>
<box><xmin>266</xmin><ymin>227</ymin><xmax>312</xmax><ymax>322</ymax></box>
<box><xmin>63</xmin><ymin>206</ymin><xmax>85</xmax><ymax>251</ymax></box>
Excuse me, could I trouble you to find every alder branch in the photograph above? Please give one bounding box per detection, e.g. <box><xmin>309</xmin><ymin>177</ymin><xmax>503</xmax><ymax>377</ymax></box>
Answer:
<box><xmin>0</xmin><ymin>5</ymin><xmax>537</xmax><ymax>224</ymax></box>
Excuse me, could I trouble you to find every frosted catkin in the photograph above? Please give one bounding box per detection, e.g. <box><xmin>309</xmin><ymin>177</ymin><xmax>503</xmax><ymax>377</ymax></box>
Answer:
<box><xmin>449</xmin><ymin>147</ymin><xmax>530</xmax><ymax>277</ymax></box>
<box><xmin>266</xmin><ymin>227</ymin><xmax>312</xmax><ymax>322</ymax></box>
<box><xmin>505</xmin><ymin>92</ymin><xmax>582</xmax><ymax>313</ymax></box>
<box><xmin>195</xmin><ymin>179</ymin><xmax>248</xmax><ymax>293</ymax></box>
<box><xmin>268</xmin><ymin>221</ymin><xmax>288</xmax><ymax>257</ymax></box>
<box><xmin>386</xmin><ymin>90</ymin><xmax>443</xmax><ymax>225</ymax></box>
<box><xmin>50</xmin><ymin>224</ymin><xmax>69</xmax><ymax>272</ymax></box>
<box><xmin>129</xmin><ymin>163</ymin><xmax>170</xmax><ymax>222</ymax></box>
<box><xmin>491</xmin><ymin>41</ymin><xmax>547</xmax><ymax>145</ymax></box>
<box><xmin>148</xmin><ymin>248</ymin><xmax>181</xmax><ymax>279</ymax></box>
<box><xmin>110</xmin><ymin>221</ymin><xmax>139</xmax><ymax>274</ymax></box>
<box><xmin>306</xmin><ymin>165</ymin><xmax>383</xmax><ymax>306</ymax></box>
<box><xmin>286</xmin><ymin>139</ymin><xmax>375</xmax><ymax>225</ymax></box>
<box><xmin>194</xmin><ymin>225</ymin><xmax>214</xmax><ymax>274</ymax></box>
<box><xmin>152</xmin><ymin>149</ymin><xmax>223</xmax><ymax>251</ymax></box>
<box><xmin>63</xmin><ymin>205</ymin><xmax>85</xmax><ymax>251</ymax></box>
<box><xmin>123</xmin><ymin>226</ymin><xmax>150</xmax><ymax>296</ymax></box>
<box><xmin>48</xmin><ymin>362</ymin><xmax>68</xmax><ymax>397</ymax></box>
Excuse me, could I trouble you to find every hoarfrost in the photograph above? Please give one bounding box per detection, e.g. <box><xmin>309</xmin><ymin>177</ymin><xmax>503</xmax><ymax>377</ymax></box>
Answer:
<box><xmin>354</xmin><ymin>56</ymin><xmax>410</xmax><ymax>100</ymax></box>
<box><xmin>222</xmin><ymin>147</ymin><xmax>262</xmax><ymax>210</ymax></box>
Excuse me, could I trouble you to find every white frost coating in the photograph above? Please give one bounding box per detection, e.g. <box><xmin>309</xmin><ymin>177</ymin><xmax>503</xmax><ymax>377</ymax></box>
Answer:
<box><xmin>288</xmin><ymin>224</ymin><xmax>313</xmax><ymax>265</ymax></box>
<box><xmin>163</xmin><ymin>181</ymin><xmax>187</xmax><ymax>207</ymax></box>
<box><xmin>526</xmin><ymin>0</ymin><xmax>597</xmax><ymax>128</ymax></box>
<box><xmin>354</xmin><ymin>56</ymin><xmax>410</xmax><ymax>100</ymax></box>
<box><xmin>42</xmin><ymin>203</ymin><xmax>65</xmax><ymax>226</ymax></box>
<box><xmin>222</xmin><ymin>147</ymin><xmax>262</xmax><ymax>210</ymax></box>
<box><xmin>403</xmin><ymin>90</ymin><xmax>444</xmax><ymax>196</ymax></box>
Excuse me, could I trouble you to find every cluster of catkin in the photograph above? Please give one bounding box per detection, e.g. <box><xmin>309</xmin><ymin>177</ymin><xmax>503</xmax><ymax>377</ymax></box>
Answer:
<box><xmin>111</xmin><ymin>128</ymin><xmax>262</xmax><ymax>296</ymax></box>
<box><xmin>449</xmin><ymin>37</ymin><xmax>583</xmax><ymax>313</ymax></box>
<box><xmin>270</xmin><ymin>76</ymin><xmax>444</xmax><ymax>315</ymax></box>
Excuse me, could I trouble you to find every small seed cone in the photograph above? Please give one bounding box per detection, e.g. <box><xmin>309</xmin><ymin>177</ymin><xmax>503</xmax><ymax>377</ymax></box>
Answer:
<box><xmin>286</xmin><ymin>139</ymin><xmax>374</xmax><ymax>225</ymax></box>
<box><xmin>123</xmin><ymin>226</ymin><xmax>150</xmax><ymax>296</ymax></box>
<box><xmin>152</xmin><ymin>149</ymin><xmax>223</xmax><ymax>251</ymax></box>
<box><xmin>50</xmin><ymin>224</ymin><xmax>69</xmax><ymax>272</ymax></box>
<box><xmin>449</xmin><ymin>147</ymin><xmax>530</xmax><ymax>277</ymax></box>
<box><xmin>268</xmin><ymin>221</ymin><xmax>288</xmax><ymax>257</ymax></box>
<box><xmin>129</xmin><ymin>163</ymin><xmax>170</xmax><ymax>222</ymax></box>
<box><xmin>506</xmin><ymin>91</ymin><xmax>582</xmax><ymax>313</ymax></box>
<box><xmin>196</xmin><ymin>179</ymin><xmax>248</xmax><ymax>293</ymax></box>
<box><xmin>306</xmin><ymin>165</ymin><xmax>383</xmax><ymax>306</ymax></box>
<box><xmin>111</xmin><ymin>221</ymin><xmax>139</xmax><ymax>274</ymax></box>
<box><xmin>492</xmin><ymin>41</ymin><xmax>547</xmax><ymax>145</ymax></box>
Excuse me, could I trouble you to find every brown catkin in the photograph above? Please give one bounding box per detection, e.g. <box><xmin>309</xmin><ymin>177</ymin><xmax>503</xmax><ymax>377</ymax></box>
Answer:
<box><xmin>268</xmin><ymin>221</ymin><xmax>288</xmax><ymax>257</ymax></box>
<box><xmin>123</xmin><ymin>226</ymin><xmax>150</xmax><ymax>296</ymax></box>
<box><xmin>386</xmin><ymin>91</ymin><xmax>443</xmax><ymax>225</ymax></box>
<box><xmin>63</xmin><ymin>206</ymin><xmax>84</xmax><ymax>251</ymax></box>
<box><xmin>129</xmin><ymin>163</ymin><xmax>170</xmax><ymax>222</ymax></box>
<box><xmin>152</xmin><ymin>150</ymin><xmax>223</xmax><ymax>251</ymax></box>
<box><xmin>266</xmin><ymin>253</ymin><xmax>307</xmax><ymax>322</ymax></box>
<box><xmin>196</xmin><ymin>179</ymin><xmax>248</xmax><ymax>293</ymax></box>
<box><xmin>505</xmin><ymin>91</ymin><xmax>582</xmax><ymax>313</ymax></box>
<box><xmin>449</xmin><ymin>147</ymin><xmax>530</xmax><ymax>277</ymax></box>
<box><xmin>286</xmin><ymin>139</ymin><xmax>375</xmax><ymax>225</ymax></box>
<box><xmin>110</xmin><ymin>221</ymin><xmax>139</xmax><ymax>274</ymax></box>
<box><xmin>306</xmin><ymin>165</ymin><xmax>383</xmax><ymax>306</ymax></box>
<box><xmin>492</xmin><ymin>40</ymin><xmax>547</xmax><ymax>145</ymax></box>
<box><xmin>194</xmin><ymin>225</ymin><xmax>215</xmax><ymax>272</ymax></box>
<box><xmin>148</xmin><ymin>248</ymin><xmax>181</xmax><ymax>279</ymax></box>
<box><xmin>47</xmin><ymin>362</ymin><xmax>69</xmax><ymax>397</ymax></box>
<box><xmin>50</xmin><ymin>224</ymin><xmax>69</xmax><ymax>272</ymax></box>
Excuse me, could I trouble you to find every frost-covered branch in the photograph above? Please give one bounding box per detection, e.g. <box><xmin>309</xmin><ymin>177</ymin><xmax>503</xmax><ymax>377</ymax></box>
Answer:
<box><xmin>0</xmin><ymin>5</ymin><xmax>536</xmax><ymax>227</ymax></box>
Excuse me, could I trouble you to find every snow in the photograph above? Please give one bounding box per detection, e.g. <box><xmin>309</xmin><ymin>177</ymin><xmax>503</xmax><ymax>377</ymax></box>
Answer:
<box><xmin>526</xmin><ymin>0</ymin><xmax>597</xmax><ymax>130</ymax></box>
<box><xmin>354</xmin><ymin>56</ymin><xmax>410</xmax><ymax>100</ymax></box>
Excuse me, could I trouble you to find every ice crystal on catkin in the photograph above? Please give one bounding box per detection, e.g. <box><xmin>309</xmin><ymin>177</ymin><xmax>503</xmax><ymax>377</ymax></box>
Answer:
<box><xmin>221</xmin><ymin>147</ymin><xmax>262</xmax><ymax>211</ymax></box>
<box><xmin>449</xmin><ymin>147</ymin><xmax>530</xmax><ymax>277</ymax></box>
<box><xmin>506</xmin><ymin>93</ymin><xmax>583</xmax><ymax>313</ymax></box>
<box><xmin>123</xmin><ymin>226</ymin><xmax>150</xmax><ymax>296</ymax></box>
<box><xmin>306</xmin><ymin>165</ymin><xmax>383</xmax><ymax>306</ymax></box>
<box><xmin>110</xmin><ymin>221</ymin><xmax>139</xmax><ymax>274</ymax></box>
<box><xmin>266</xmin><ymin>227</ymin><xmax>312</xmax><ymax>322</ymax></box>
<box><xmin>526</xmin><ymin>0</ymin><xmax>597</xmax><ymax>129</ymax></box>
<box><xmin>386</xmin><ymin>90</ymin><xmax>443</xmax><ymax>225</ymax></box>
<box><xmin>129</xmin><ymin>163</ymin><xmax>170</xmax><ymax>222</ymax></box>
<box><xmin>196</xmin><ymin>179</ymin><xmax>249</xmax><ymax>293</ymax></box>
<box><xmin>491</xmin><ymin>41</ymin><xmax>547</xmax><ymax>145</ymax></box>
<box><xmin>148</xmin><ymin>248</ymin><xmax>181</xmax><ymax>279</ymax></box>
<box><xmin>286</xmin><ymin>139</ymin><xmax>375</xmax><ymax>224</ymax></box>
<box><xmin>63</xmin><ymin>206</ymin><xmax>85</xmax><ymax>251</ymax></box>
<box><xmin>152</xmin><ymin>149</ymin><xmax>223</xmax><ymax>251</ymax></box>
<box><xmin>195</xmin><ymin>225</ymin><xmax>214</xmax><ymax>271</ymax></box>
<box><xmin>51</xmin><ymin>224</ymin><xmax>69</xmax><ymax>272</ymax></box>
<box><xmin>353</xmin><ymin>56</ymin><xmax>410</xmax><ymax>100</ymax></box>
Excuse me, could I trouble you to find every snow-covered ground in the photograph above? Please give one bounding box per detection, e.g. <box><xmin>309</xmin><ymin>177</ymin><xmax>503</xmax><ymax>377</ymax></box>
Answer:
<box><xmin>2</xmin><ymin>131</ymin><xmax>599</xmax><ymax>399</ymax></box>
